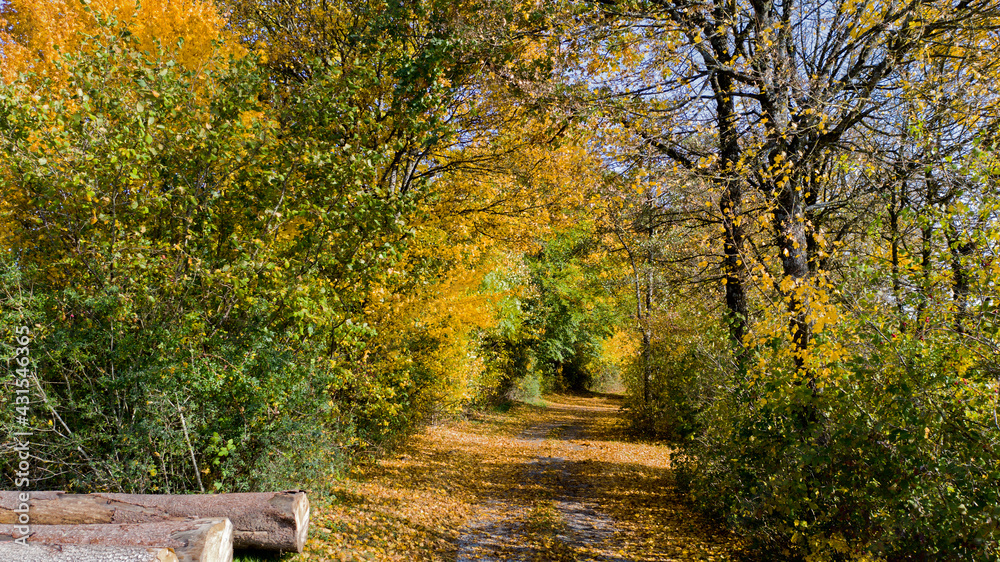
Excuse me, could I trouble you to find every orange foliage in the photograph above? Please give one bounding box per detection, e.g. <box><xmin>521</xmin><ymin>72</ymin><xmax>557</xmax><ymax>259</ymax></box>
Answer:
<box><xmin>0</xmin><ymin>0</ymin><xmax>239</xmax><ymax>83</ymax></box>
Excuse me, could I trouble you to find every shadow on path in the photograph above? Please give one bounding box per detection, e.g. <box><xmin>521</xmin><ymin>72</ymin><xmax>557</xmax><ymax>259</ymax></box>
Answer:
<box><xmin>453</xmin><ymin>394</ymin><xmax>738</xmax><ymax>561</ymax></box>
<box><xmin>307</xmin><ymin>393</ymin><xmax>741</xmax><ymax>561</ymax></box>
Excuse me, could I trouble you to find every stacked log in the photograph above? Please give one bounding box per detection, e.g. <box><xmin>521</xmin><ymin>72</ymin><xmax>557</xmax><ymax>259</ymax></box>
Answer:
<box><xmin>0</xmin><ymin>544</ymin><xmax>179</xmax><ymax>562</ymax></box>
<box><xmin>0</xmin><ymin>491</ymin><xmax>310</xmax><ymax>553</ymax></box>
<box><xmin>0</xmin><ymin>518</ymin><xmax>232</xmax><ymax>562</ymax></box>
<box><xmin>0</xmin><ymin>490</ymin><xmax>310</xmax><ymax>560</ymax></box>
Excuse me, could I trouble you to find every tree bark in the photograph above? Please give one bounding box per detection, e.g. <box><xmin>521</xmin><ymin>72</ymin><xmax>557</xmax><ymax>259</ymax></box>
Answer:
<box><xmin>916</xmin><ymin>177</ymin><xmax>941</xmax><ymax>332</ymax></box>
<box><xmin>641</xmin><ymin>327</ymin><xmax>652</xmax><ymax>405</ymax></box>
<box><xmin>711</xmin><ymin>40</ymin><xmax>749</xmax><ymax>349</ymax></box>
<box><xmin>0</xmin><ymin>518</ymin><xmax>232</xmax><ymax>562</ymax></box>
<box><xmin>0</xmin><ymin>543</ymin><xmax>178</xmax><ymax>562</ymax></box>
<box><xmin>945</xmin><ymin>226</ymin><xmax>976</xmax><ymax>335</ymax></box>
<box><xmin>888</xmin><ymin>183</ymin><xmax>906</xmax><ymax>330</ymax></box>
<box><xmin>0</xmin><ymin>491</ymin><xmax>309</xmax><ymax>553</ymax></box>
<box><xmin>773</xmin><ymin>178</ymin><xmax>814</xmax><ymax>370</ymax></box>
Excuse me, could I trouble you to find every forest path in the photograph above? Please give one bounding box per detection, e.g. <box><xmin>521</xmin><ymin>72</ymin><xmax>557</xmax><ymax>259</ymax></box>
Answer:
<box><xmin>302</xmin><ymin>394</ymin><xmax>742</xmax><ymax>561</ymax></box>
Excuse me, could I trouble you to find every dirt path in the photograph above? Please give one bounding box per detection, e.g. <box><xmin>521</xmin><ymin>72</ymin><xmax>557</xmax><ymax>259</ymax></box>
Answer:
<box><xmin>303</xmin><ymin>394</ymin><xmax>743</xmax><ymax>561</ymax></box>
<box><xmin>454</xmin><ymin>400</ymin><xmax>622</xmax><ymax>561</ymax></box>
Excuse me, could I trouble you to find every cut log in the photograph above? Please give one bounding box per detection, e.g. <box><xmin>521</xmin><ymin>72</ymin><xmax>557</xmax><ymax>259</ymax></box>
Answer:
<box><xmin>0</xmin><ymin>543</ymin><xmax>178</xmax><ymax>562</ymax></box>
<box><xmin>0</xmin><ymin>491</ymin><xmax>309</xmax><ymax>553</ymax></box>
<box><xmin>0</xmin><ymin>517</ymin><xmax>233</xmax><ymax>562</ymax></box>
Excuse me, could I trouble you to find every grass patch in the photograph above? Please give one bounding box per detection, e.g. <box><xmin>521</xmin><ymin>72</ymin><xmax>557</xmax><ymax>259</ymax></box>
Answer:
<box><xmin>233</xmin><ymin>550</ymin><xmax>295</xmax><ymax>561</ymax></box>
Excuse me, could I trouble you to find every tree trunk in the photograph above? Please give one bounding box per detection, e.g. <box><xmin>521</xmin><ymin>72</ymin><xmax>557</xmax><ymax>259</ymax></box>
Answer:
<box><xmin>643</xmin><ymin>199</ymin><xmax>655</xmax><ymax>406</ymax></box>
<box><xmin>916</xmin><ymin>177</ymin><xmax>940</xmax><ymax>332</ymax></box>
<box><xmin>945</xmin><ymin>226</ymin><xmax>976</xmax><ymax>335</ymax></box>
<box><xmin>713</xmin><ymin>66</ymin><xmax>749</xmax><ymax>348</ymax></box>
<box><xmin>641</xmin><ymin>327</ymin><xmax>652</xmax><ymax>405</ymax></box>
<box><xmin>773</xmin><ymin>179</ymin><xmax>813</xmax><ymax>371</ymax></box>
<box><xmin>0</xmin><ymin>518</ymin><xmax>232</xmax><ymax>562</ymax></box>
<box><xmin>0</xmin><ymin>491</ymin><xmax>309</xmax><ymax>553</ymax></box>
<box><xmin>0</xmin><ymin>543</ymin><xmax>179</xmax><ymax>562</ymax></box>
<box><xmin>888</xmin><ymin>183</ymin><xmax>906</xmax><ymax>331</ymax></box>
<box><xmin>772</xmin><ymin>174</ymin><xmax>822</xmax><ymax>434</ymax></box>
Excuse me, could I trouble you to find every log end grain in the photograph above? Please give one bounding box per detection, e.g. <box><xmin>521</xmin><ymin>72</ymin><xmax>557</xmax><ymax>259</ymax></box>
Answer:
<box><xmin>292</xmin><ymin>493</ymin><xmax>309</xmax><ymax>554</ymax></box>
<box><xmin>169</xmin><ymin>517</ymin><xmax>233</xmax><ymax>562</ymax></box>
<box><xmin>204</xmin><ymin>517</ymin><xmax>234</xmax><ymax>562</ymax></box>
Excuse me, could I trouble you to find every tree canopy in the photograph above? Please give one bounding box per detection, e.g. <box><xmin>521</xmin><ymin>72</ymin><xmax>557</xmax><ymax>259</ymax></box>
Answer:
<box><xmin>2</xmin><ymin>0</ymin><xmax>999</xmax><ymax>558</ymax></box>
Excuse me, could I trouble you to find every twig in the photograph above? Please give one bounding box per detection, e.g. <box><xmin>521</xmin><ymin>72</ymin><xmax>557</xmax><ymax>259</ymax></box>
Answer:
<box><xmin>173</xmin><ymin>400</ymin><xmax>205</xmax><ymax>493</ymax></box>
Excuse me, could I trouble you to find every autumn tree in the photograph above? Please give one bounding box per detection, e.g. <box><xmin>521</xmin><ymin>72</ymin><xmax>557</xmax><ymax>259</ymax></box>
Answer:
<box><xmin>2</xmin><ymin>0</ymin><xmax>620</xmax><ymax>494</ymax></box>
<box><xmin>558</xmin><ymin>0</ymin><xmax>1000</xmax><ymax>557</ymax></box>
<box><xmin>0</xmin><ymin>0</ymin><xmax>535</xmax><ymax>489</ymax></box>
<box><xmin>0</xmin><ymin>0</ymin><xmax>239</xmax><ymax>82</ymax></box>
<box><xmin>578</xmin><ymin>0</ymin><xmax>997</xmax><ymax>366</ymax></box>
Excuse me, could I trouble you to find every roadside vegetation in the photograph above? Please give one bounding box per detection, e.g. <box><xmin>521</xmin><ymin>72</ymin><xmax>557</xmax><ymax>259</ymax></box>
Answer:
<box><xmin>2</xmin><ymin>1</ymin><xmax>999</xmax><ymax>559</ymax></box>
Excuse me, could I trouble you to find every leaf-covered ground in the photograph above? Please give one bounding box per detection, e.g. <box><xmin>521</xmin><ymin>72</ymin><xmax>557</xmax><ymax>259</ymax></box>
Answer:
<box><xmin>298</xmin><ymin>394</ymin><xmax>744</xmax><ymax>561</ymax></box>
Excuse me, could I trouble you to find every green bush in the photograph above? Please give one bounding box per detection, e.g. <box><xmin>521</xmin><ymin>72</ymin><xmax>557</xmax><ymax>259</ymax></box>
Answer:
<box><xmin>676</xmin><ymin>327</ymin><xmax>1000</xmax><ymax>561</ymax></box>
<box><xmin>621</xmin><ymin>300</ymin><xmax>731</xmax><ymax>443</ymax></box>
<box><xmin>0</xmin><ymin>16</ymin><xmax>458</xmax><ymax>493</ymax></box>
